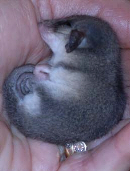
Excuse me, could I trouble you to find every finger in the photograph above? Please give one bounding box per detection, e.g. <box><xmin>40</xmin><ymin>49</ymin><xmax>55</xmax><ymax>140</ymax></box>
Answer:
<box><xmin>0</xmin><ymin>121</ymin><xmax>32</xmax><ymax>171</ymax></box>
<box><xmin>0</xmin><ymin>0</ymin><xmax>49</xmax><ymax>87</ymax></box>
<box><xmin>0</xmin><ymin>120</ymin><xmax>60</xmax><ymax>171</ymax></box>
<box><xmin>33</xmin><ymin>0</ymin><xmax>130</xmax><ymax>48</ymax></box>
<box><xmin>28</xmin><ymin>139</ymin><xmax>60</xmax><ymax>171</ymax></box>
<box><xmin>87</xmin><ymin>119</ymin><xmax>130</xmax><ymax>150</ymax></box>
<box><xmin>59</xmin><ymin>123</ymin><xmax>130</xmax><ymax>171</ymax></box>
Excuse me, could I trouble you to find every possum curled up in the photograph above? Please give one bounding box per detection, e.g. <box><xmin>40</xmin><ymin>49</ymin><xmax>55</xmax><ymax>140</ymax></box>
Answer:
<box><xmin>3</xmin><ymin>15</ymin><xmax>126</xmax><ymax>146</ymax></box>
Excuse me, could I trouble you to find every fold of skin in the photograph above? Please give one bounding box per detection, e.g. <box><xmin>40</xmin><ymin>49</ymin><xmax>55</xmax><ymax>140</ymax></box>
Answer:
<box><xmin>0</xmin><ymin>0</ymin><xmax>130</xmax><ymax>170</ymax></box>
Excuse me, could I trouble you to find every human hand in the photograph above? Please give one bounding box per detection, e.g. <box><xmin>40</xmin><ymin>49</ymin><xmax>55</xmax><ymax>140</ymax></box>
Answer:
<box><xmin>0</xmin><ymin>0</ymin><xmax>130</xmax><ymax>170</ymax></box>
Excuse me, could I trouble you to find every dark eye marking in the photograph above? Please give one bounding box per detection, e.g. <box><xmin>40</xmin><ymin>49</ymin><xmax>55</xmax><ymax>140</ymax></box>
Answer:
<box><xmin>65</xmin><ymin>30</ymin><xmax>85</xmax><ymax>53</ymax></box>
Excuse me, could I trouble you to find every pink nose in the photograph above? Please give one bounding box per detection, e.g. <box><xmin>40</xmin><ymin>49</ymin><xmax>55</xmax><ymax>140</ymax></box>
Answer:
<box><xmin>33</xmin><ymin>64</ymin><xmax>51</xmax><ymax>81</ymax></box>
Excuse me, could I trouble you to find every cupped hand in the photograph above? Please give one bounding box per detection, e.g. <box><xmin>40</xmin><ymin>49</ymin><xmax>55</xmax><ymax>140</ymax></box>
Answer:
<box><xmin>0</xmin><ymin>0</ymin><xmax>130</xmax><ymax>170</ymax></box>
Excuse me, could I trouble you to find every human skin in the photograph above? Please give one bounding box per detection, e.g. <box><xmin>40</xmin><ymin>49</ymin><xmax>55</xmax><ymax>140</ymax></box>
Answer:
<box><xmin>0</xmin><ymin>0</ymin><xmax>130</xmax><ymax>171</ymax></box>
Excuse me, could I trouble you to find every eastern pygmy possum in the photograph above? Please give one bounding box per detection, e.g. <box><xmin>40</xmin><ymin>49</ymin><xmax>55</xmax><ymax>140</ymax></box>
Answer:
<box><xmin>3</xmin><ymin>15</ymin><xmax>126</xmax><ymax>146</ymax></box>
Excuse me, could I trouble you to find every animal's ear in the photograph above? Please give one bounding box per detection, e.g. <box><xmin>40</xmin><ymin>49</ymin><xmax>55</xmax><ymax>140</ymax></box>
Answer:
<box><xmin>43</xmin><ymin>15</ymin><xmax>86</xmax><ymax>31</ymax></box>
<box><xmin>3</xmin><ymin>65</ymin><xmax>35</xmax><ymax>99</ymax></box>
<box><xmin>65</xmin><ymin>30</ymin><xmax>85</xmax><ymax>53</ymax></box>
<box><xmin>43</xmin><ymin>18</ymin><xmax>72</xmax><ymax>32</ymax></box>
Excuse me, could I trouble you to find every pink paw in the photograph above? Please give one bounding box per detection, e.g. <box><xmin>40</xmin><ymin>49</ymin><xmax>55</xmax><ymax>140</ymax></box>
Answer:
<box><xmin>33</xmin><ymin>64</ymin><xmax>51</xmax><ymax>81</ymax></box>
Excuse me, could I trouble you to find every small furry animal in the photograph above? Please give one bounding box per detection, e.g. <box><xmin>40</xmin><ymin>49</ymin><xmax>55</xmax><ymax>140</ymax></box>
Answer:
<box><xmin>3</xmin><ymin>15</ymin><xmax>126</xmax><ymax>146</ymax></box>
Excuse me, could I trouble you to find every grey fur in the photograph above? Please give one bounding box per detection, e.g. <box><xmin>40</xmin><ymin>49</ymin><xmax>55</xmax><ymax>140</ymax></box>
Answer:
<box><xmin>3</xmin><ymin>15</ymin><xmax>126</xmax><ymax>145</ymax></box>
